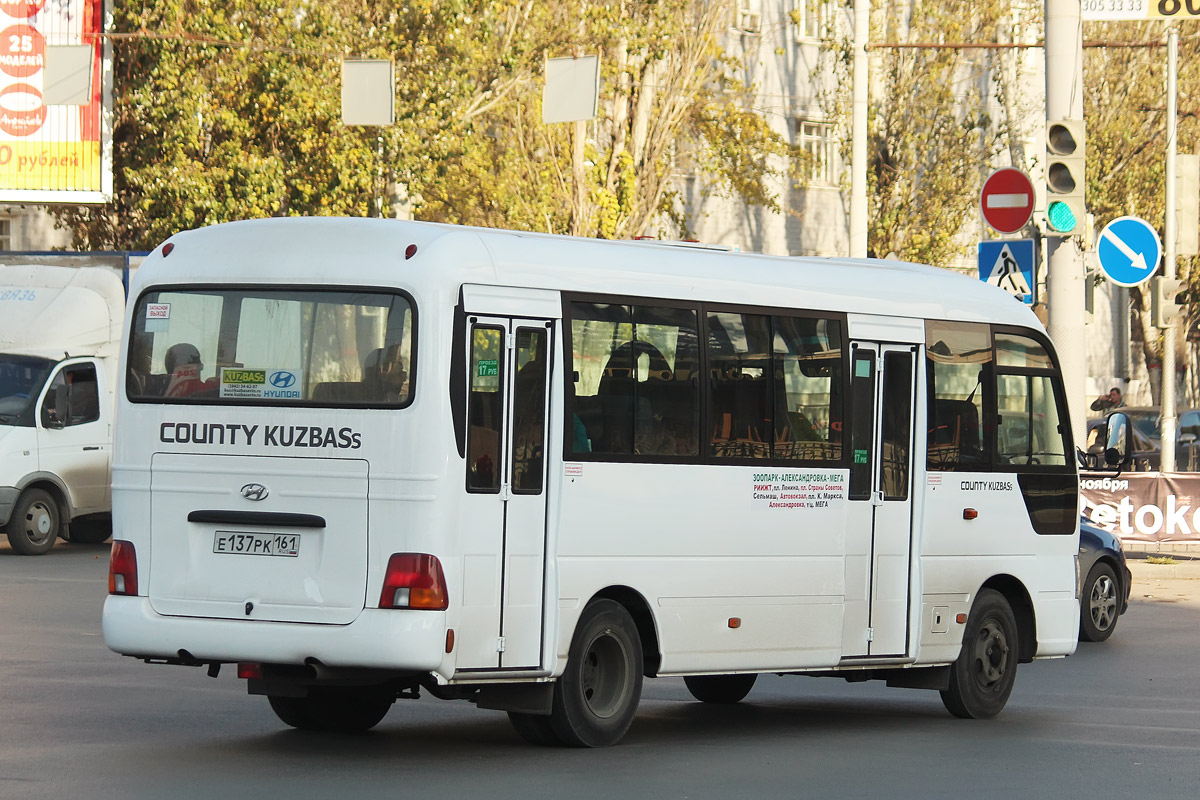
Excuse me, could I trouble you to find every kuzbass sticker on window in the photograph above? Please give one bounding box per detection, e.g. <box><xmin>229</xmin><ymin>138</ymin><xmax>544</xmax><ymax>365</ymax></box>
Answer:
<box><xmin>220</xmin><ymin>368</ymin><xmax>303</xmax><ymax>400</ymax></box>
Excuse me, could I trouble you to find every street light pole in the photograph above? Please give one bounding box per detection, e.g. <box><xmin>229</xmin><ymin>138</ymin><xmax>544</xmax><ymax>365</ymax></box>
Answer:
<box><xmin>1162</xmin><ymin>25</ymin><xmax>1179</xmax><ymax>471</ymax></box>
<box><xmin>849</xmin><ymin>0</ymin><xmax>869</xmax><ymax>258</ymax></box>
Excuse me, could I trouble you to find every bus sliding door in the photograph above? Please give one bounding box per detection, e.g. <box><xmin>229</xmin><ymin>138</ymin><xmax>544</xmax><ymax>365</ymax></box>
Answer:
<box><xmin>457</xmin><ymin>316</ymin><xmax>552</xmax><ymax>671</ymax></box>
<box><xmin>843</xmin><ymin>342</ymin><xmax>917</xmax><ymax>658</ymax></box>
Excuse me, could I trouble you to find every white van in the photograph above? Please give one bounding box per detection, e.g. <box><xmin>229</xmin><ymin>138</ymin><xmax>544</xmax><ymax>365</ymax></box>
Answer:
<box><xmin>0</xmin><ymin>265</ymin><xmax>125</xmax><ymax>554</ymax></box>
<box><xmin>104</xmin><ymin>219</ymin><xmax>1080</xmax><ymax>746</ymax></box>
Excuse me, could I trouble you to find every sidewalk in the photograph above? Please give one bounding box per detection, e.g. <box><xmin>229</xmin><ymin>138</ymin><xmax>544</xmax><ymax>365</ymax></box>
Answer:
<box><xmin>1124</xmin><ymin>541</ymin><xmax>1200</xmax><ymax>580</ymax></box>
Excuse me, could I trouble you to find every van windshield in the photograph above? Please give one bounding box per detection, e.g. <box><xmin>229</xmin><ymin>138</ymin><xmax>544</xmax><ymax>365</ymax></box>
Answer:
<box><xmin>0</xmin><ymin>354</ymin><xmax>54</xmax><ymax>424</ymax></box>
<box><xmin>127</xmin><ymin>288</ymin><xmax>414</xmax><ymax>407</ymax></box>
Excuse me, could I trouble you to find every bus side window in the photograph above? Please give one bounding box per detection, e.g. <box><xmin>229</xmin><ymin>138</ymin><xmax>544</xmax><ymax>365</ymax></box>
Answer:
<box><xmin>512</xmin><ymin>327</ymin><xmax>547</xmax><ymax>494</ymax></box>
<box><xmin>466</xmin><ymin>326</ymin><xmax>504</xmax><ymax>492</ymax></box>
<box><xmin>569</xmin><ymin>301</ymin><xmax>699</xmax><ymax>458</ymax></box>
<box><xmin>925</xmin><ymin>321</ymin><xmax>992</xmax><ymax>471</ymax></box>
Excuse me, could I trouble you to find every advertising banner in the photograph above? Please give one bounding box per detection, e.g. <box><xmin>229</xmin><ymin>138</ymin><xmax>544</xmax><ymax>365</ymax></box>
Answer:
<box><xmin>0</xmin><ymin>0</ymin><xmax>109</xmax><ymax>202</ymax></box>
<box><xmin>1080</xmin><ymin>472</ymin><xmax>1200</xmax><ymax>542</ymax></box>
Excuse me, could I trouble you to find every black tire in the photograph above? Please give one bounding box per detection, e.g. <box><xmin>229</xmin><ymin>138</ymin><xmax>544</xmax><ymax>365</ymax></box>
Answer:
<box><xmin>1080</xmin><ymin>562</ymin><xmax>1120</xmax><ymax>643</ymax></box>
<box><xmin>684</xmin><ymin>673</ymin><xmax>757</xmax><ymax>704</ymax></box>
<box><xmin>267</xmin><ymin>688</ymin><xmax>393</xmax><ymax>732</ymax></box>
<box><xmin>67</xmin><ymin>517</ymin><xmax>112</xmax><ymax>545</ymax></box>
<box><xmin>941</xmin><ymin>589</ymin><xmax>1019</xmax><ymax>720</ymax></box>
<box><xmin>507</xmin><ymin>712</ymin><xmax>563</xmax><ymax>746</ymax></box>
<box><xmin>548</xmin><ymin>599</ymin><xmax>643</xmax><ymax>747</ymax></box>
<box><xmin>5</xmin><ymin>488</ymin><xmax>60</xmax><ymax>555</ymax></box>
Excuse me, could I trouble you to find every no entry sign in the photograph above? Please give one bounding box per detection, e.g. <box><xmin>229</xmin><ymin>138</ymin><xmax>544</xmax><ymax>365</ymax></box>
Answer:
<box><xmin>980</xmin><ymin>168</ymin><xmax>1035</xmax><ymax>234</ymax></box>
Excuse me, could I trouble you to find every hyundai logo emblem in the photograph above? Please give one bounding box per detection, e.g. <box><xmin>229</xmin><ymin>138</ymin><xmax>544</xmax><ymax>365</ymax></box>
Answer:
<box><xmin>240</xmin><ymin>483</ymin><xmax>269</xmax><ymax>501</ymax></box>
<box><xmin>269</xmin><ymin>370</ymin><xmax>297</xmax><ymax>388</ymax></box>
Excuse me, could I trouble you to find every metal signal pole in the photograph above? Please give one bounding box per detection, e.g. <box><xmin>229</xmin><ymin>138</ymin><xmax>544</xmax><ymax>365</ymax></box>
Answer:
<box><xmin>1044</xmin><ymin>0</ymin><xmax>1087</xmax><ymax>448</ymax></box>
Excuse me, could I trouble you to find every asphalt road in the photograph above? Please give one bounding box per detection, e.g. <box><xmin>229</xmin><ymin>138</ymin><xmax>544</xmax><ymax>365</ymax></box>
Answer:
<box><xmin>2</xmin><ymin>541</ymin><xmax>1199</xmax><ymax>800</ymax></box>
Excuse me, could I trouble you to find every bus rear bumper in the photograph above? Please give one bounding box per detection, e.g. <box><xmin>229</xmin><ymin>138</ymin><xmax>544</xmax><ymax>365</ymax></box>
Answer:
<box><xmin>102</xmin><ymin>595</ymin><xmax>446</xmax><ymax>672</ymax></box>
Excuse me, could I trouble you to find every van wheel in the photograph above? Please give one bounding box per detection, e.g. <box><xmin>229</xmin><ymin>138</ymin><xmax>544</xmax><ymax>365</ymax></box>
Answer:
<box><xmin>548</xmin><ymin>599</ymin><xmax>643</xmax><ymax>747</ymax></box>
<box><xmin>268</xmin><ymin>688</ymin><xmax>393</xmax><ymax>732</ymax></box>
<box><xmin>684</xmin><ymin>673</ymin><xmax>757</xmax><ymax>704</ymax></box>
<box><xmin>941</xmin><ymin>589</ymin><xmax>1018</xmax><ymax>719</ymax></box>
<box><xmin>5</xmin><ymin>489</ymin><xmax>60</xmax><ymax>555</ymax></box>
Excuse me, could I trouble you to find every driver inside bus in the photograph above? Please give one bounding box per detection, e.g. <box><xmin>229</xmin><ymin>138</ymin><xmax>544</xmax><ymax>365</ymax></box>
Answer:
<box><xmin>364</xmin><ymin>344</ymin><xmax>408</xmax><ymax>402</ymax></box>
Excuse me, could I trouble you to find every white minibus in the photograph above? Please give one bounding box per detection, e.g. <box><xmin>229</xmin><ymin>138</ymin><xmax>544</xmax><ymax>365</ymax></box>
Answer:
<box><xmin>103</xmin><ymin>218</ymin><xmax>1080</xmax><ymax>747</ymax></box>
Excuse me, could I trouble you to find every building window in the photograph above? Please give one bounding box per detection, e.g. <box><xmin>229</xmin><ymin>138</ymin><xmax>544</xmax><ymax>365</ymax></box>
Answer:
<box><xmin>735</xmin><ymin>4</ymin><xmax>762</xmax><ymax>35</ymax></box>
<box><xmin>792</xmin><ymin>0</ymin><xmax>835</xmax><ymax>41</ymax></box>
<box><xmin>797</xmin><ymin>120</ymin><xmax>835</xmax><ymax>185</ymax></box>
<box><xmin>0</xmin><ymin>218</ymin><xmax>12</xmax><ymax>250</ymax></box>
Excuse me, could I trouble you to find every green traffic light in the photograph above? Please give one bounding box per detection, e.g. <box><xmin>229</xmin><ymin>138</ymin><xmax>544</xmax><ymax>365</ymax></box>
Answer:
<box><xmin>1047</xmin><ymin>200</ymin><xmax>1077</xmax><ymax>233</ymax></box>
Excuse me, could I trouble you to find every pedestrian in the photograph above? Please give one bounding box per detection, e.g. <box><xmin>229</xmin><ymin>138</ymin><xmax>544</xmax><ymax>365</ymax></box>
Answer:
<box><xmin>1090</xmin><ymin>386</ymin><xmax>1123</xmax><ymax>413</ymax></box>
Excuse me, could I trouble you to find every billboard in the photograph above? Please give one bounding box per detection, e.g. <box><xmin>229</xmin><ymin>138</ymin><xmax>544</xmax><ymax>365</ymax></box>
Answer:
<box><xmin>0</xmin><ymin>0</ymin><xmax>110</xmax><ymax>203</ymax></box>
<box><xmin>1081</xmin><ymin>473</ymin><xmax>1200</xmax><ymax>543</ymax></box>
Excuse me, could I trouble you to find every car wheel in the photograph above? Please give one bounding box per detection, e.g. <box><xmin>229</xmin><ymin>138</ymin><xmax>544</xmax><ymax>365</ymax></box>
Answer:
<box><xmin>547</xmin><ymin>599</ymin><xmax>643</xmax><ymax>747</ymax></box>
<box><xmin>684</xmin><ymin>674</ymin><xmax>757</xmax><ymax>704</ymax></box>
<box><xmin>268</xmin><ymin>687</ymin><xmax>393</xmax><ymax>732</ymax></box>
<box><xmin>941</xmin><ymin>589</ymin><xmax>1019</xmax><ymax>720</ymax></box>
<box><xmin>5</xmin><ymin>488</ymin><xmax>61</xmax><ymax>555</ymax></box>
<box><xmin>1080</xmin><ymin>562</ymin><xmax>1120</xmax><ymax>643</ymax></box>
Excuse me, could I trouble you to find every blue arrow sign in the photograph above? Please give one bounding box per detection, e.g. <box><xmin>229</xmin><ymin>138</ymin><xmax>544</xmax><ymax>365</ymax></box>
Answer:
<box><xmin>1097</xmin><ymin>216</ymin><xmax>1162</xmax><ymax>288</ymax></box>
<box><xmin>978</xmin><ymin>239</ymin><xmax>1035</xmax><ymax>304</ymax></box>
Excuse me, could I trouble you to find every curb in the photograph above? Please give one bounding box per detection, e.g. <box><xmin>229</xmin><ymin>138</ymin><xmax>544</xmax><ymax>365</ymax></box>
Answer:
<box><xmin>1126</xmin><ymin>554</ymin><xmax>1200</xmax><ymax>580</ymax></box>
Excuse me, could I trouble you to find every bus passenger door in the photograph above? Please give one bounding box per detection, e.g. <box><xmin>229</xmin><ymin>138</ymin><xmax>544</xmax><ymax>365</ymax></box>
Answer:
<box><xmin>843</xmin><ymin>342</ymin><xmax>917</xmax><ymax>658</ymax></box>
<box><xmin>458</xmin><ymin>316</ymin><xmax>552</xmax><ymax>671</ymax></box>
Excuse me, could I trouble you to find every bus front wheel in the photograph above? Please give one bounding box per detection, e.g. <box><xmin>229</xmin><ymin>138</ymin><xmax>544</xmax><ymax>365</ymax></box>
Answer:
<box><xmin>268</xmin><ymin>687</ymin><xmax>393</xmax><ymax>732</ymax></box>
<box><xmin>941</xmin><ymin>589</ymin><xmax>1018</xmax><ymax>720</ymax></box>
<box><xmin>548</xmin><ymin>599</ymin><xmax>643</xmax><ymax>747</ymax></box>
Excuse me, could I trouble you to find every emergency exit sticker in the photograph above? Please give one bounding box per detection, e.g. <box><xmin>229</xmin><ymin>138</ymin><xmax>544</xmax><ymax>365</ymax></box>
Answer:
<box><xmin>145</xmin><ymin>302</ymin><xmax>171</xmax><ymax>333</ymax></box>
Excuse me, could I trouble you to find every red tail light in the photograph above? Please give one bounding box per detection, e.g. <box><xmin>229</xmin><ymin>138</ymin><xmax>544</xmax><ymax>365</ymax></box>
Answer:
<box><xmin>379</xmin><ymin>553</ymin><xmax>448</xmax><ymax>610</ymax></box>
<box><xmin>108</xmin><ymin>540</ymin><xmax>138</xmax><ymax>595</ymax></box>
<box><xmin>237</xmin><ymin>663</ymin><xmax>263</xmax><ymax>680</ymax></box>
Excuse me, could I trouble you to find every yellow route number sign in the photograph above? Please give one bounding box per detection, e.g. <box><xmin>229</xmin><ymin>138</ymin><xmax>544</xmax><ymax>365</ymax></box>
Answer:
<box><xmin>1083</xmin><ymin>0</ymin><xmax>1200</xmax><ymax>19</ymax></box>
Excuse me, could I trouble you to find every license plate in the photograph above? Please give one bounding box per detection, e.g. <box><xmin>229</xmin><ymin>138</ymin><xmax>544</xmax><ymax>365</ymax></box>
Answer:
<box><xmin>213</xmin><ymin>531</ymin><xmax>300</xmax><ymax>557</ymax></box>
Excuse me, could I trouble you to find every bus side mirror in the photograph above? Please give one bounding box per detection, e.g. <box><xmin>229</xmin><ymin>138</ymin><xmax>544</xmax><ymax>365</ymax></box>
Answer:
<box><xmin>41</xmin><ymin>388</ymin><xmax>64</xmax><ymax>430</ymax></box>
<box><xmin>1103</xmin><ymin>411</ymin><xmax>1132</xmax><ymax>469</ymax></box>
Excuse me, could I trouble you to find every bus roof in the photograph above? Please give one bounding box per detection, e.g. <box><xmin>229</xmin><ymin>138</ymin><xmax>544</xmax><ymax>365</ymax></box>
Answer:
<box><xmin>142</xmin><ymin>217</ymin><xmax>1042</xmax><ymax>332</ymax></box>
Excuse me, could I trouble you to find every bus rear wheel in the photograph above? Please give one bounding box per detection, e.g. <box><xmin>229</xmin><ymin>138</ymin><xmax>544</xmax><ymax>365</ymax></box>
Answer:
<box><xmin>548</xmin><ymin>599</ymin><xmax>643</xmax><ymax>747</ymax></box>
<box><xmin>268</xmin><ymin>687</ymin><xmax>393</xmax><ymax>732</ymax></box>
<box><xmin>67</xmin><ymin>516</ymin><xmax>112</xmax><ymax>545</ymax></box>
<box><xmin>684</xmin><ymin>673</ymin><xmax>757</xmax><ymax>704</ymax></box>
<box><xmin>941</xmin><ymin>589</ymin><xmax>1018</xmax><ymax>720</ymax></box>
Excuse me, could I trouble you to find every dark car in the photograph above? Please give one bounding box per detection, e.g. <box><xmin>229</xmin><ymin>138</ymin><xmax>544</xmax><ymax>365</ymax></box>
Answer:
<box><xmin>1078</xmin><ymin>516</ymin><xmax>1132</xmax><ymax>642</ymax></box>
<box><xmin>1086</xmin><ymin>406</ymin><xmax>1200</xmax><ymax>471</ymax></box>
<box><xmin>1085</xmin><ymin>416</ymin><xmax>1159</xmax><ymax>470</ymax></box>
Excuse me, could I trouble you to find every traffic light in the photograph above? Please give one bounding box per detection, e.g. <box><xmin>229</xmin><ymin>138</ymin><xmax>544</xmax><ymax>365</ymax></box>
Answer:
<box><xmin>1045</xmin><ymin>119</ymin><xmax>1085</xmax><ymax>235</ymax></box>
<box><xmin>1151</xmin><ymin>275</ymin><xmax>1187</xmax><ymax>328</ymax></box>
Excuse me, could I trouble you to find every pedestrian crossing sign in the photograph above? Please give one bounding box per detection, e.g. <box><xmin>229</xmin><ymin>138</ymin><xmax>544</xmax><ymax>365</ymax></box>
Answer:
<box><xmin>978</xmin><ymin>239</ymin><xmax>1036</xmax><ymax>305</ymax></box>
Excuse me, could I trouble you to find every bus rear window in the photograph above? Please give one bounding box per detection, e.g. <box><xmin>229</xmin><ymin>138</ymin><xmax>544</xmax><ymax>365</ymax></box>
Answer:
<box><xmin>127</xmin><ymin>288</ymin><xmax>414</xmax><ymax>406</ymax></box>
